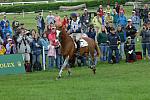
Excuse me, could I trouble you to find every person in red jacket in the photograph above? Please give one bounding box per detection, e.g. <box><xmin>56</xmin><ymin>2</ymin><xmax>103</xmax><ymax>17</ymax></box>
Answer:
<box><xmin>97</xmin><ymin>5</ymin><xmax>104</xmax><ymax>17</ymax></box>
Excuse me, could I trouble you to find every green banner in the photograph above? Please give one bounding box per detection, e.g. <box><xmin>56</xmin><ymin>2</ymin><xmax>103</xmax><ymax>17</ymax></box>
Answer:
<box><xmin>0</xmin><ymin>54</ymin><xmax>25</xmax><ymax>75</ymax></box>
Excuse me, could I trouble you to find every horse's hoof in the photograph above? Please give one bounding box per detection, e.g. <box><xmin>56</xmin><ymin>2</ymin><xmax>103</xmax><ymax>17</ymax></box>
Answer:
<box><xmin>56</xmin><ymin>76</ymin><xmax>61</xmax><ymax>80</ymax></box>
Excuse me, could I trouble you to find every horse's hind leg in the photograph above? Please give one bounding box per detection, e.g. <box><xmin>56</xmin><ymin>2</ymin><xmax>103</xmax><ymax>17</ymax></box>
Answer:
<box><xmin>57</xmin><ymin>56</ymin><xmax>69</xmax><ymax>79</ymax></box>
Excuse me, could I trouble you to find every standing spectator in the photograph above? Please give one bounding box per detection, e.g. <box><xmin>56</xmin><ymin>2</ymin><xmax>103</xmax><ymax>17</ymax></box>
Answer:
<box><xmin>131</xmin><ymin>11</ymin><xmax>140</xmax><ymax>31</ymax></box>
<box><xmin>105</xmin><ymin>12</ymin><xmax>113</xmax><ymax>27</ymax></box>
<box><xmin>143</xmin><ymin>4</ymin><xmax>149</xmax><ymax>23</ymax></box>
<box><xmin>117</xmin><ymin>11</ymin><xmax>127</xmax><ymax>29</ymax></box>
<box><xmin>31</xmin><ymin>33</ymin><xmax>42</xmax><ymax>70</ymax></box>
<box><xmin>17</xmin><ymin>29</ymin><xmax>33</xmax><ymax>72</ymax></box>
<box><xmin>124</xmin><ymin>36</ymin><xmax>136</xmax><ymax>62</ymax></box>
<box><xmin>81</xmin><ymin>8</ymin><xmax>90</xmax><ymax>33</ymax></box>
<box><xmin>0</xmin><ymin>15</ymin><xmax>10</xmax><ymax>31</ymax></box>
<box><xmin>2</xmin><ymin>22</ymin><xmax>12</xmax><ymax>40</ymax></box>
<box><xmin>55</xmin><ymin>12</ymin><xmax>62</xmax><ymax>27</ymax></box>
<box><xmin>35</xmin><ymin>12</ymin><xmax>45</xmax><ymax>36</ymax></box>
<box><xmin>116</xmin><ymin>25</ymin><xmax>126</xmax><ymax>59</ymax></box>
<box><xmin>119</xmin><ymin>5</ymin><xmax>125</xmax><ymax>15</ymax></box>
<box><xmin>140</xmin><ymin>23</ymin><xmax>150</xmax><ymax>60</ymax></box>
<box><xmin>144</xmin><ymin>12</ymin><xmax>150</xmax><ymax>24</ymax></box>
<box><xmin>40</xmin><ymin>33</ymin><xmax>49</xmax><ymax>68</ymax></box>
<box><xmin>55</xmin><ymin>40</ymin><xmax>62</xmax><ymax>69</ymax></box>
<box><xmin>5</xmin><ymin>38</ymin><xmax>16</xmax><ymax>54</ymax></box>
<box><xmin>46</xmin><ymin>11</ymin><xmax>55</xmax><ymax>30</ymax></box>
<box><xmin>125</xmin><ymin>19</ymin><xmax>137</xmax><ymax>51</ymax></box>
<box><xmin>47</xmin><ymin>41</ymin><xmax>56</xmax><ymax>69</ymax></box>
<box><xmin>12</xmin><ymin>16</ymin><xmax>19</xmax><ymax>35</ymax></box>
<box><xmin>86</xmin><ymin>24</ymin><xmax>96</xmax><ymax>41</ymax></box>
<box><xmin>97</xmin><ymin>26</ymin><xmax>108</xmax><ymax>61</ymax></box>
<box><xmin>108</xmin><ymin>27</ymin><xmax>121</xmax><ymax>64</ymax></box>
<box><xmin>97</xmin><ymin>5</ymin><xmax>104</xmax><ymax>17</ymax></box>
<box><xmin>92</xmin><ymin>12</ymin><xmax>102</xmax><ymax>34</ymax></box>
<box><xmin>62</xmin><ymin>15</ymin><xmax>69</xmax><ymax>29</ymax></box>
<box><xmin>112</xmin><ymin>9</ymin><xmax>119</xmax><ymax>28</ymax></box>
<box><xmin>113</xmin><ymin>2</ymin><xmax>120</xmax><ymax>14</ymax></box>
<box><xmin>105</xmin><ymin>5</ymin><xmax>112</xmax><ymax>14</ymax></box>
<box><xmin>0</xmin><ymin>40</ymin><xmax>6</xmax><ymax>55</ymax></box>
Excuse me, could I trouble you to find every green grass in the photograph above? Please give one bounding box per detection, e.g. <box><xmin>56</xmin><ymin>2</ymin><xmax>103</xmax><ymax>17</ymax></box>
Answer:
<box><xmin>0</xmin><ymin>60</ymin><xmax>150</xmax><ymax>100</ymax></box>
<box><xmin>1</xmin><ymin>6</ymin><xmax>149</xmax><ymax>100</ymax></box>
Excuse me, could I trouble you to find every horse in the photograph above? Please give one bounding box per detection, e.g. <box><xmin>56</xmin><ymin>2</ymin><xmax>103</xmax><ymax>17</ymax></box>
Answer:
<box><xmin>56</xmin><ymin>26</ymin><xmax>100</xmax><ymax>79</ymax></box>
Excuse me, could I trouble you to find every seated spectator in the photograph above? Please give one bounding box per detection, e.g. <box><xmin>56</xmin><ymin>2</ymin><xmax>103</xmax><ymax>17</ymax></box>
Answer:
<box><xmin>5</xmin><ymin>38</ymin><xmax>16</xmax><ymax>54</ymax></box>
<box><xmin>124</xmin><ymin>36</ymin><xmax>136</xmax><ymax>62</ymax></box>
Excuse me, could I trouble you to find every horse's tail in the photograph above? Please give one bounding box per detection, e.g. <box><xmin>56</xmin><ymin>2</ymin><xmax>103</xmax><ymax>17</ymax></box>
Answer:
<box><xmin>95</xmin><ymin>42</ymin><xmax>100</xmax><ymax>57</ymax></box>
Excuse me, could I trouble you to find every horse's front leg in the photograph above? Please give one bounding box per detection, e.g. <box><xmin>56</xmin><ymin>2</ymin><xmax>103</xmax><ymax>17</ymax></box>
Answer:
<box><xmin>57</xmin><ymin>56</ymin><xmax>69</xmax><ymax>80</ymax></box>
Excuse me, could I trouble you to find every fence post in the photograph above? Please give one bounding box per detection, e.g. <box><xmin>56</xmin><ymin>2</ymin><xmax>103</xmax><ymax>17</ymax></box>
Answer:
<box><xmin>42</xmin><ymin>10</ymin><xmax>44</xmax><ymax>16</ymax></box>
<box><xmin>42</xmin><ymin>46</ymin><xmax>46</xmax><ymax>71</ymax></box>
<box><xmin>22</xmin><ymin>10</ymin><xmax>25</xmax><ymax>18</ymax></box>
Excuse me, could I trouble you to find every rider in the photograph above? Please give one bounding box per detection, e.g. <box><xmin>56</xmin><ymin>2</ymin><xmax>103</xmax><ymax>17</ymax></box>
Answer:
<box><xmin>68</xmin><ymin>13</ymin><xmax>82</xmax><ymax>55</ymax></box>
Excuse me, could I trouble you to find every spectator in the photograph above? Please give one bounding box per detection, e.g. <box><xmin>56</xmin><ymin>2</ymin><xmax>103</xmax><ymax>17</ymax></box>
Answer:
<box><xmin>112</xmin><ymin>9</ymin><xmax>119</xmax><ymax>28</ymax></box>
<box><xmin>108</xmin><ymin>27</ymin><xmax>121</xmax><ymax>64</ymax></box>
<box><xmin>97</xmin><ymin>26</ymin><xmax>108</xmax><ymax>61</ymax></box>
<box><xmin>35</xmin><ymin>12</ymin><xmax>45</xmax><ymax>36</ymax></box>
<box><xmin>140</xmin><ymin>23</ymin><xmax>150</xmax><ymax>60</ymax></box>
<box><xmin>46</xmin><ymin>11</ymin><xmax>55</xmax><ymax>29</ymax></box>
<box><xmin>105</xmin><ymin>12</ymin><xmax>113</xmax><ymax>26</ymax></box>
<box><xmin>105</xmin><ymin>5</ymin><xmax>112</xmax><ymax>14</ymax></box>
<box><xmin>3</xmin><ymin>33</ymin><xmax>14</xmax><ymax>47</ymax></box>
<box><xmin>116</xmin><ymin>25</ymin><xmax>126</xmax><ymax>59</ymax></box>
<box><xmin>86</xmin><ymin>24</ymin><xmax>96</xmax><ymax>41</ymax></box>
<box><xmin>131</xmin><ymin>11</ymin><xmax>140</xmax><ymax>31</ymax></box>
<box><xmin>0</xmin><ymin>15</ymin><xmax>10</xmax><ymax>30</ymax></box>
<box><xmin>97</xmin><ymin>5</ymin><xmax>104</xmax><ymax>17</ymax></box>
<box><xmin>31</xmin><ymin>33</ymin><xmax>42</xmax><ymax>68</ymax></box>
<box><xmin>12</xmin><ymin>16</ymin><xmax>19</xmax><ymax>35</ymax></box>
<box><xmin>117</xmin><ymin>11</ymin><xmax>127</xmax><ymax>29</ymax></box>
<box><xmin>124</xmin><ymin>36</ymin><xmax>136</xmax><ymax>62</ymax></box>
<box><xmin>113</xmin><ymin>2</ymin><xmax>120</xmax><ymax>14</ymax></box>
<box><xmin>2</xmin><ymin>22</ymin><xmax>12</xmax><ymax>40</ymax></box>
<box><xmin>119</xmin><ymin>5</ymin><xmax>125</xmax><ymax>15</ymax></box>
<box><xmin>92</xmin><ymin>12</ymin><xmax>102</xmax><ymax>34</ymax></box>
<box><xmin>5</xmin><ymin>38</ymin><xmax>16</xmax><ymax>54</ymax></box>
<box><xmin>144</xmin><ymin>12</ymin><xmax>150</xmax><ymax>24</ymax></box>
<box><xmin>55</xmin><ymin>12</ymin><xmax>62</xmax><ymax>27</ymax></box>
<box><xmin>17</xmin><ymin>29</ymin><xmax>33</xmax><ymax>71</ymax></box>
<box><xmin>47</xmin><ymin>41</ymin><xmax>56</xmax><ymax>69</ymax></box>
<box><xmin>143</xmin><ymin>4</ymin><xmax>149</xmax><ymax>23</ymax></box>
<box><xmin>55</xmin><ymin>40</ymin><xmax>62</xmax><ymax>69</ymax></box>
<box><xmin>125</xmin><ymin>19</ymin><xmax>137</xmax><ymax>51</ymax></box>
<box><xmin>80</xmin><ymin>8</ymin><xmax>90</xmax><ymax>33</ymax></box>
<box><xmin>0</xmin><ymin>40</ymin><xmax>6</xmax><ymax>55</ymax></box>
<box><xmin>40</xmin><ymin>32</ymin><xmax>49</xmax><ymax>68</ymax></box>
<box><xmin>62</xmin><ymin>15</ymin><xmax>69</xmax><ymax>29</ymax></box>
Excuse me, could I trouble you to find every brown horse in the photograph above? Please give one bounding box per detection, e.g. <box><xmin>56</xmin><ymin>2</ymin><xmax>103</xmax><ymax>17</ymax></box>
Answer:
<box><xmin>57</xmin><ymin>26</ymin><xmax>99</xmax><ymax>79</ymax></box>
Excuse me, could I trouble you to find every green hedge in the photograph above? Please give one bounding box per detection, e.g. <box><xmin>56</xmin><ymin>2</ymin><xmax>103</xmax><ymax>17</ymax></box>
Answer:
<box><xmin>0</xmin><ymin>0</ymin><xmax>127</xmax><ymax>13</ymax></box>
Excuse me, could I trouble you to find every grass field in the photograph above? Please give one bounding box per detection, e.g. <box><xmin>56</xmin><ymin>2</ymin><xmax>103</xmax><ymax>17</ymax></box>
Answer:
<box><xmin>0</xmin><ymin>5</ymin><xmax>150</xmax><ymax>100</ymax></box>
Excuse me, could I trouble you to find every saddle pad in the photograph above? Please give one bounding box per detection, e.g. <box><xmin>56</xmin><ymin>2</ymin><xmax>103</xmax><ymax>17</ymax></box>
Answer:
<box><xmin>79</xmin><ymin>39</ymin><xmax>88</xmax><ymax>47</ymax></box>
